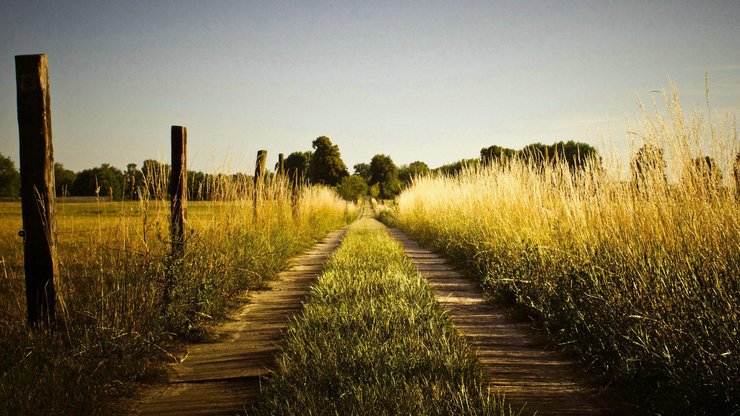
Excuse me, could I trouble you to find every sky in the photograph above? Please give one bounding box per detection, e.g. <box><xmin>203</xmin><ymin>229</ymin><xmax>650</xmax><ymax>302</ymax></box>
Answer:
<box><xmin>1</xmin><ymin>0</ymin><xmax>739</xmax><ymax>173</ymax></box>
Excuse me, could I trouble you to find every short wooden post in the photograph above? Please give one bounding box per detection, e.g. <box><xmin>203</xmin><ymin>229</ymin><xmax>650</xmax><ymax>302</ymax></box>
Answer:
<box><xmin>16</xmin><ymin>54</ymin><xmax>57</xmax><ymax>328</ymax></box>
<box><xmin>276</xmin><ymin>153</ymin><xmax>285</xmax><ymax>177</ymax></box>
<box><xmin>254</xmin><ymin>150</ymin><xmax>267</xmax><ymax>218</ymax></box>
<box><xmin>169</xmin><ymin>126</ymin><xmax>187</xmax><ymax>256</ymax></box>
<box><xmin>291</xmin><ymin>167</ymin><xmax>300</xmax><ymax>221</ymax></box>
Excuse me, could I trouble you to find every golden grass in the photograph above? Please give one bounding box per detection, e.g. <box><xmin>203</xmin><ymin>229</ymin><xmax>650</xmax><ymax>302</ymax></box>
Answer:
<box><xmin>393</xmin><ymin>88</ymin><xmax>739</xmax><ymax>414</ymax></box>
<box><xmin>0</xmin><ymin>175</ymin><xmax>354</xmax><ymax>415</ymax></box>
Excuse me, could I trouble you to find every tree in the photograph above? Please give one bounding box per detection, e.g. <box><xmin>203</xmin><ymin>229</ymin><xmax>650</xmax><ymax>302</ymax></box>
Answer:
<box><xmin>308</xmin><ymin>136</ymin><xmax>348</xmax><ymax>186</ymax></box>
<box><xmin>0</xmin><ymin>153</ymin><xmax>20</xmax><ymax>198</ymax></box>
<box><xmin>71</xmin><ymin>164</ymin><xmax>125</xmax><ymax>200</ymax></box>
<box><xmin>398</xmin><ymin>161</ymin><xmax>430</xmax><ymax>186</ymax></box>
<box><xmin>685</xmin><ymin>156</ymin><xmax>722</xmax><ymax>191</ymax></box>
<box><xmin>123</xmin><ymin>163</ymin><xmax>144</xmax><ymax>200</ymax></box>
<box><xmin>285</xmin><ymin>151</ymin><xmax>312</xmax><ymax>184</ymax></box>
<box><xmin>480</xmin><ymin>145</ymin><xmax>516</xmax><ymax>165</ymax></box>
<box><xmin>553</xmin><ymin>141</ymin><xmax>600</xmax><ymax>171</ymax></box>
<box><xmin>369</xmin><ymin>154</ymin><xmax>402</xmax><ymax>199</ymax></box>
<box><xmin>434</xmin><ymin>158</ymin><xmax>480</xmax><ymax>176</ymax></box>
<box><xmin>631</xmin><ymin>144</ymin><xmax>667</xmax><ymax>193</ymax></box>
<box><xmin>141</xmin><ymin>159</ymin><xmax>170</xmax><ymax>199</ymax></box>
<box><xmin>54</xmin><ymin>163</ymin><xmax>76</xmax><ymax>197</ymax></box>
<box><xmin>188</xmin><ymin>170</ymin><xmax>211</xmax><ymax>200</ymax></box>
<box><xmin>336</xmin><ymin>175</ymin><xmax>368</xmax><ymax>201</ymax></box>
<box><xmin>353</xmin><ymin>163</ymin><xmax>371</xmax><ymax>182</ymax></box>
<box><xmin>519</xmin><ymin>141</ymin><xmax>599</xmax><ymax>172</ymax></box>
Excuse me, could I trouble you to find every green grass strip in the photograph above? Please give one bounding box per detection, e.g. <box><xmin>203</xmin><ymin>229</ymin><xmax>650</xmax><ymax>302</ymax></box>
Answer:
<box><xmin>251</xmin><ymin>218</ymin><xmax>506</xmax><ymax>415</ymax></box>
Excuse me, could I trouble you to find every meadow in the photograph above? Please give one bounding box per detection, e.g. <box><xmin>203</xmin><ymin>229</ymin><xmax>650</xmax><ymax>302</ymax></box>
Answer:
<box><xmin>389</xmin><ymin>91</ymin><xmax>739</xmax><ymax>414</ymax></box>
<box><xmin>0</xmin><ymin>177</ymin><xmax>354</xmax><ymax>415</ymax></box>
<box><xmin>251</xmin><ymin>218</ymin><xmax>507</xmax><ymax>416</ymax></box>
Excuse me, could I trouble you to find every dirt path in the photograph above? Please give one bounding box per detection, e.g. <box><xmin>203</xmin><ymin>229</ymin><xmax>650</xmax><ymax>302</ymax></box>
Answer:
<box><xmin>387</xmin><ymin>227</ymin><xmax>620</xmax><ymax>416</ymax></box>
<box><xmin>135</xmin><ymin>227</ymin><xmax>347</xmax><ymax>416</ymax></box>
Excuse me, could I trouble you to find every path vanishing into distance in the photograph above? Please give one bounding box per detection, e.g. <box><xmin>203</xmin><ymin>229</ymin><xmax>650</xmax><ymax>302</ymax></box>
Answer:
<box><xmin>387</xmin><ymin>226</ymin><xmax>621</xmax><ymax>416</ymax></box>
<box><xmin>136</xmin><ymin>227</ymin><xmax>348</xmax><ymax>416</ymax></box>
<box><xmin>135</xmin><ymin>206</ymin><xmax>620</xmax><ymax>415</ymax></box>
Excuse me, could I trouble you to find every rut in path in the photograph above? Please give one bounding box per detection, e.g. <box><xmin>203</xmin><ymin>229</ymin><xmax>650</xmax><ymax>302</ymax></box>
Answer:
<box><xmin>386</xmin><ymin>226</ymin><xmax>623</xmax><ymax>416</ymax></box>
<box><xmin>135</xmin><ymin>227</ymin><xmax>347</xmax><ymax>416</ymax></box>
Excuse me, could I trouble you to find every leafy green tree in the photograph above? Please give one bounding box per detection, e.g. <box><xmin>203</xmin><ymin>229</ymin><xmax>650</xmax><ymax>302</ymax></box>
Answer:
<box><xmin>285</xmin><ymin>151</ymin><xmax>312</xmax><ymax>183</ymax></box>
<box><xmin>520</xmin><ymin>141</ymin><xmax>599</xmax><ymax>172</ymax></box>
<box><xmin>480</xmin><ymin>145</ymin><xmax>516</xmax><ymax>165</ymax></box>
<box><xmin>308</xmin><ymin>137</ymin><xmax>348</xmax><ymax>186</ymax></box>
<box><xmin>369</xmin><ymin>154</ymin><xmax>402</xmax><ymax>199</ymax></box>
<box><xmin>336</xmin><ymin>175</ymin><xmax>368</xmax><ymax>201</ymax></box>
<box><xmin>398</xmin><ymin>161</ymin><xmax>430</xmax><ymax>186</ymax></box>
<box><xmin>353</xmin><ymin>163</ymin><xmax>371</xmax><ymax>182</ymax></box>
<box><xmin>123</xmin><ymin>163</ymin><xmax>144</xmax><ymax>200</ymax></box>
<box><xmin>631</xmin><ymin>144</ymin><xmax>667</xmax><ymax>193</ymax></box>
<box><xmin>0</xmin><ymin>153</ymin><xmax>20</xmax><ymax>198</ymax></box>
<box><xmin>141</xmin><ymin>159</ymin><xmax>170</xmax><ymax>199</ymax></box>
<box><xmin>71</xmin><ymin>164</ymin><xmax>125</xmax><ymax>199</ymax></box>
<box><xmin>554</xmin><ymin>141</ymin><xmax>600</xmax><ymax>171</ymax></box>
<box><xmin>188</xmin><ymin>170</ymin><xmax>211</xmax><ymax>200</ymax></box>
<box><xmin>54</xmin><ymin>163</ymin><xmax>77</xmax><ymax>197</ymax></box>
<box><xmin>685</xmin><ymin>156</ymin><xmax>722</xmax><ymax>190</ymax></box>
<box><xmin>433</xmin><ymin>158</ymin><xmax>480</xmax><ymax>175</ymax></box>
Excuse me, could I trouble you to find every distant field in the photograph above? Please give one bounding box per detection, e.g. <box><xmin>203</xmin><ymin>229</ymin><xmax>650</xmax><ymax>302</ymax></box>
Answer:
<box><xmin>0</xmin><ymin>187</ymin><xmax>355</xmax><ymax>415</ymax></box>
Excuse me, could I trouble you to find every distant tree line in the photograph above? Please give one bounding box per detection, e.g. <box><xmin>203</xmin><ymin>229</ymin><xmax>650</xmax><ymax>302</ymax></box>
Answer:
<box><xmin>480</xmin><ymin>140</ymin><xmax>600</xmax><ymax>171</ymax></box>
<box><xmin>2</xmin><ymin>138</ymin><xmax>735</xmax><ymax>200</ymax></box>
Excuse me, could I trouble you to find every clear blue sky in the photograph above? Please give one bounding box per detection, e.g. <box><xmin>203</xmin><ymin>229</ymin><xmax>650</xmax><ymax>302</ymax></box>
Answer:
<box><xmin>1</xmin><ymin>0</ymin><xmax>739</xmax><ymax>173</ymax></box>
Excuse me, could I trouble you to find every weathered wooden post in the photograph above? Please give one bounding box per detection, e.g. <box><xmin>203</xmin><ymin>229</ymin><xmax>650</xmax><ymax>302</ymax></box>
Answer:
<box><xmin>163</xmin><ymin>126</ymin><xmax>187</xmax><ymax>309</ymax></box>
<box><xmin>291</xmin><ymin>167</ymin><xmax>300</xmax><ymax>221</ymax></box>
<box><xmin>169</xmin><ymin>126</ymin><xmax>187</xmax><ymax>255</ymax></box>
<box><xmin>276</xmin><ymin>153</ymin><xmax>285</xmax><ymax>177</ymax></box>
<box><xmin>253</xmin><ymin>150</ymin><xmax>267</xmax><ymax>218</ymax></box>
<box><xmin>16</xmin><ymin>54</ymin><xmax>57</xmax><ymax>328</ymax></box>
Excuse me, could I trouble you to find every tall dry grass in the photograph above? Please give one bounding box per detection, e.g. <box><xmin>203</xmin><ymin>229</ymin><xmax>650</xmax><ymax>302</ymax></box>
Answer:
<box><xmin>0</xmin><ymin>171</ymin><xmax>354</xmax><ymax>415</ymax></box>
<box><xmin>393</xmin><ymin>87</ymin><xmax>738</xmax><ymax>414</ymax></box>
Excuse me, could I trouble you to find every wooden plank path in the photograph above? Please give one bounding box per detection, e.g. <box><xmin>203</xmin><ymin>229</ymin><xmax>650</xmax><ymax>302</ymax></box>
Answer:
<box><xmin>135</xmin><ymin>227</ymin><xmax>348</xmax><ymax>416</ymax></box>
<box><xmin>386</xmin><ymin>226</ymin><xmax>622</xmax><ymax>416</ymax></box>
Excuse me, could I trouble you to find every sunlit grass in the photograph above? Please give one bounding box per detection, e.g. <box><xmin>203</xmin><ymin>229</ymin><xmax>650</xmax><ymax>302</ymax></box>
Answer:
<box><xmin>392</xmin><ymin>88</ymin><xmax>739</xmax><ymax>414</ymax></box>
<box><xmin>251</xmin><ymin>218</ymin><xmax>506</xmax><ymax>416</ymax></box>
<box><xmin>0</xmin><ymin>176</ymin><xmax>355</xmax><ymax>415</ymax></box>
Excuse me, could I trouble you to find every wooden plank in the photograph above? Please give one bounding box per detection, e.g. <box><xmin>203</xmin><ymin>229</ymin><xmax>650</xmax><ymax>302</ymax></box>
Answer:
<box><xmin>387</xmin><ymin>227</ymin><xmax>626</xmax><ymax>416</ymax></box>
<box><xmin>15</xmin><ymin>53</ymin><xmax>57</xmax><ymax>328</ymax></box>
<box><xmin>136</xmin><ymin>227</ymin><xmax>348</xmax><ymax>415</ymax></box>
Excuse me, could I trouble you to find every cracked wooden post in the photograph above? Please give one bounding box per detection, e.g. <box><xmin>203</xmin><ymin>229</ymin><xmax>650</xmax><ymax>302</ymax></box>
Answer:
<box><xmin>164</xmin><ymin>126</ymin><xmax>187</xmax><ymax>309</ymax></box>
<box><xmin>16</xmin><ymin>54</ymin><xmax>57</xmax><ymax>328</ymax></box>
<box><xmin>254</xmin><ymin>150</ymin><xmax>267</xmax><ymax>219</ymax></box>
<box><xmin>276</xmin><ymin>153</ymin><xmax>285</xmax><ymax>177</ymax></box>
<box><xmin>169</xmin><ymin>126</ymin><xmax>187</xmax><ymax>256</ymax></box>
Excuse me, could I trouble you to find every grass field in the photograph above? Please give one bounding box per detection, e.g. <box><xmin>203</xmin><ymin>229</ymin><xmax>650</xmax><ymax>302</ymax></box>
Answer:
<box><xmin>0</xmin><ymin>183</ymin><xmax>355</xmax><ymax>415</ymax></box>
<box><xmin>389</xmin><ymin>93</ymin><xmax>739</xmax><ymax>414</ymax></box>
<box><xmin>251</xmin><ymin>218</ymin><xmax>507</xmax><ymax>416</ymax></box>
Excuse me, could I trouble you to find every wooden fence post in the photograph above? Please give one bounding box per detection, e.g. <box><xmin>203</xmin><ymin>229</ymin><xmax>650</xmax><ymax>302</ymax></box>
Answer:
<box><xmin>291</xmin><ymin>167</ymin><xmax>300</xmax><ymax>221</ymax></box>
<box><xmin>15</xmin><ymin>54</ymin><xmax>57</xmax><ymax>328</ymax></box>
<box><xmin>253</xmin><ymin>150</ymin><xmax>267</xmax><ymax>218</ymax></box>
<box><xmin>276</xmin><ymin>153</ymin><xmax>285</xmax><ymax>177</ymax></box>
<box><xmin>169</xmin><ymin>126</ymin><xmax>187</xmax><ymax>256</ymax></box>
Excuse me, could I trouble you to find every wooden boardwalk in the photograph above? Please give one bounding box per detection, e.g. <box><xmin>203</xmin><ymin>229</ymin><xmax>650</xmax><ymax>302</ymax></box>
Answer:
<box><xmin>387</xmin><ymin>226</ymin><xmax>621</xmax><ymax>416</ymax></box>
<box><xmin>135</xmin><ymin>227</ymin><xmax>347</xmax><ymax>416</ymax></box>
